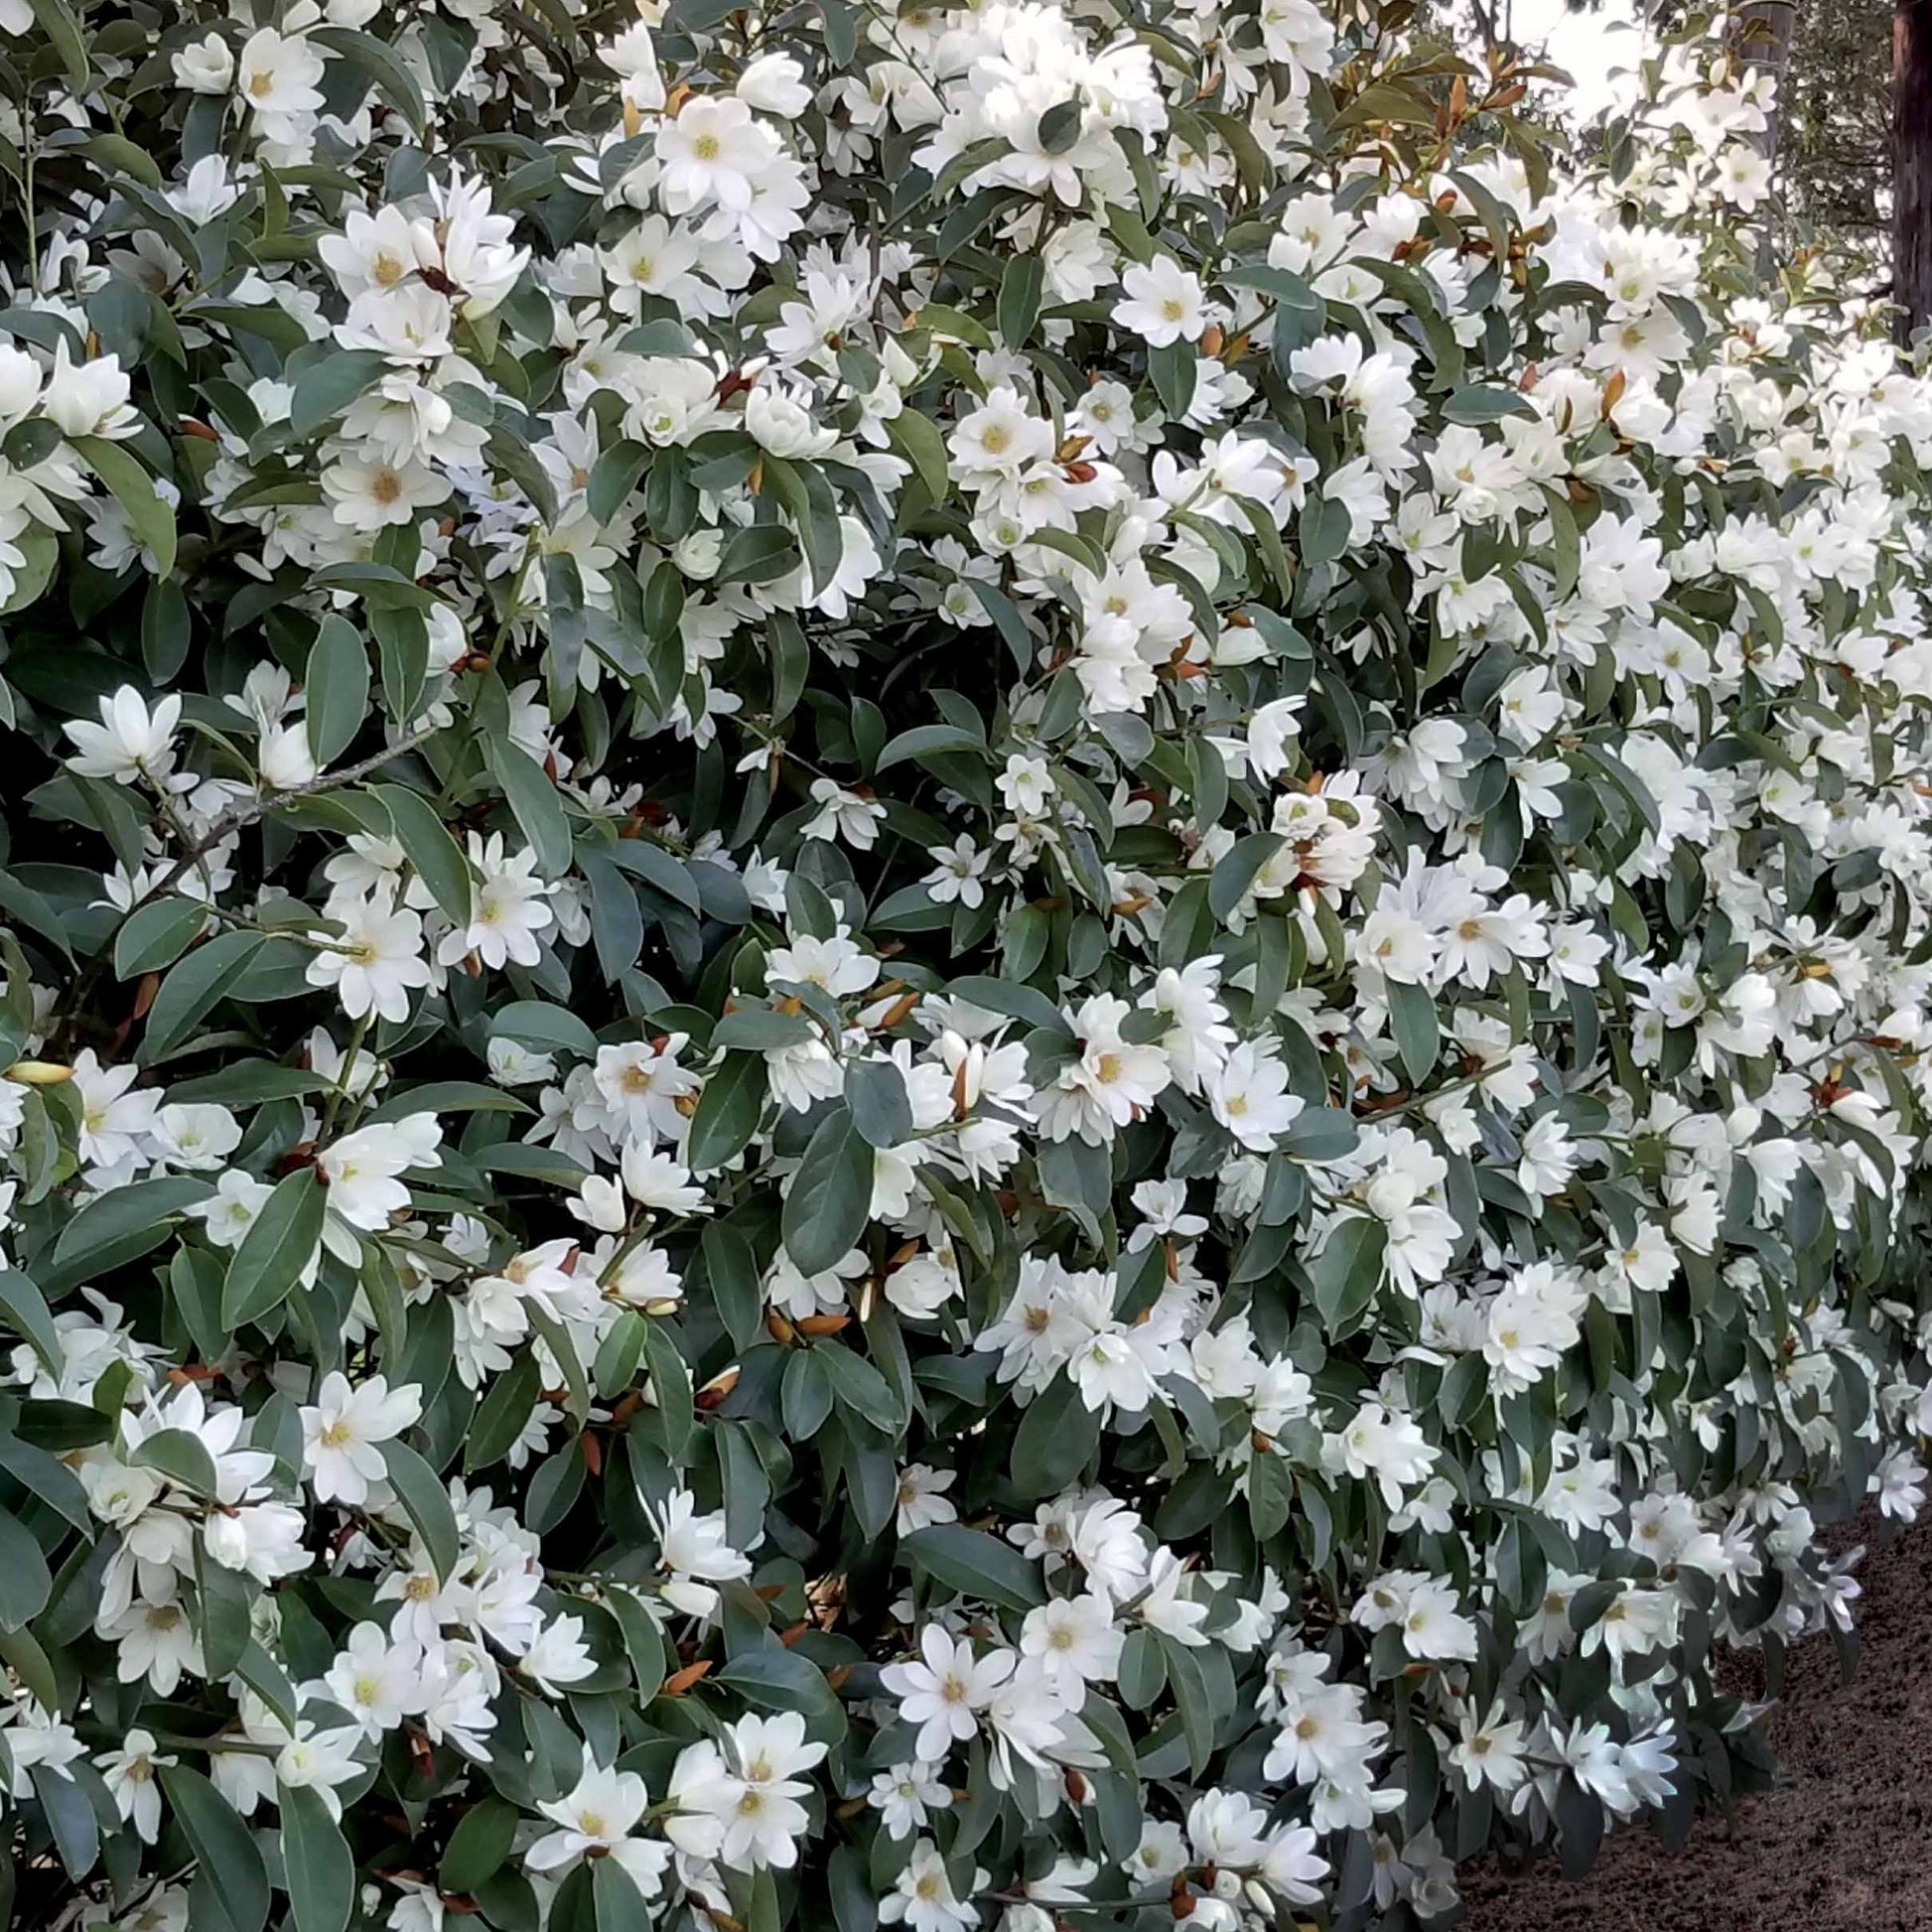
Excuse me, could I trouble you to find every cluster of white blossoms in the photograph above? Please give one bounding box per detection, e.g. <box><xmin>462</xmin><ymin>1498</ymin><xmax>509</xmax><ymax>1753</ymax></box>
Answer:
<box><xmin>2</xmin><ymin>0</ymin><xmax>1932</xmax><ymax>1928</ymax></box>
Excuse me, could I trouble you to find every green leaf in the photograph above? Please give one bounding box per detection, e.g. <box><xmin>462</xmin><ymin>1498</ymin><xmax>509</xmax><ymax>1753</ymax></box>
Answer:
<box><xmin>1010</xmin><ymin>1372</ymin><xmax>1100</xmax><ymax>1498</ymax></box>
<box><xmin>712</xmin><ymin>1006</ymin><xmax>815</xmax><ymax>1051</ymax></box>
<box><xmin>305</xmin><ymin>617</ymin><xmax>370</xmax><ymax>766</ymax></box>
<box><xmin>490</xmin><ymin>1000</ymin><xmax>600</xmax><ymax>1059</ymax></box>
<box><xmin>885</xmin><ymin>409</ymin><xmax>948</xmax><ymax>507</ymax></box>
<box><xmin>279</xmin><ymin>1782</ymin><xmax>354</xmax><ymax>1932</ymax></box>
<box><xmin>594</xmin><ymin>1311</ymin><xmax>648</xmax><ymax>1403</ymax></box>
<box><xmin>589</xmin><ymin>441</ymin><xmax>651</xmax><ymax>525</ymax></box>
<box><xmin>113</xmin><ymin>896</ymin><xmax>207</xmax><ymax>979</ymax></box>
<box><xmin>169</xmin><ymin>1063</ymin><xmax>329</xmax><ymax>1108</ymax></box>
<box><xmin>486</xmin><ymin>737</ymin><xmax>573</xmax><ymax>881</ymax></box>
<box><xmin>1208</xmin><ymin>833</ymin><xmax>1285</xmax><ymax>918</ymax></box>
<box><xmin>71</xmin><ymin>436</ymin><xmax>176</xmax><ymax>577</ymax></box>
<box><xmin>716</xmin><ymin>523</ymin><xmax>800</xmax><ymax>587</ymax></box>
<box><xmin>221</xmin><ymin>1169</ymin><xmax>327</xmax><ymax>1328</ymax></box>
<box><xmin>875</xmin><ymin>724</ymin><xmax>986</xmax><ymax>774</ymax></box>
<box><xmin>195</xmin><ymin>1541</ymin><xmax>252</xmax><ymax>1678</ymax></box>
<box><xmin>1037</xmin><ymin>1136</ymin><xmax>1110</xmax><ymax>1243</ymax></box>
<box><xmin>1103</xmin><ymin>196</ymin><xmax>1157</xmax><ymax>265</ymax></box>
<box><xmin>129</xmin><ymin>1427</ymin><xmax>220</xmax><ymax>1500</ymax></box>
<box><xmin>311</xmin><ymin>561</ymin><xmax>432</xmax><ymax>608</ymax></box>
<box><xmin>908</xmin><ymin>302</ymin><xmax>994</xmax><ymax>350</ymax></box>
<box><xmin>0</xmin><ymin>1505</ymin><xmax>51</xmax><ymax>1631</ymax></box>
<box><xmin>1248</xmin><ymin>1449</ymin><xmax>1293</xmax><ymax>1540</ymax></box>
<box><xmin>1117</xmin><ymin>1627</ymin><xmax>1166</xmax><ymax>1710</ymax></box>
<box><xmin>1161</xmin><ymin>1633</ymin><xmax>1215</xmax><ymax>1775</ymax></box>
<box><xmin>442</xmin><ymin>1797</ymin><xmax>518</xmax><ymax>1895</ymax></box>
<box><xmin>0</xmin><ymin>527</ymin><xmax>54</xmax><ymax>620</ymax></box>
<box><xmin>610</xmin><ymin>839</ymin><xmax>701</xmax><ymax>912</ymax></box>
<box><xmin>1147</xmin><ymin>341</ymin><xmax>1195</xmax><ymax>419</ymax></box>
<box><xmin>477</xmin><ymin>1142</ymin><xmax>588</xmax><ymax>1188</ymax></box>
<box><xmin>0</xmin><ymin>1270</ymin><xmax>63</xmax><ymax>1381</ymax></box>
<box><xmin>716</xmin><ymin>1643</ymin><xmax>841</xmax><ymax>1720</ymax></box>
<box><xmin>76</xmin><ymin>128</ymin><xmax>161</xmax><ymax>190</ymax></box>
<box><xmin>1282</xmin><ymin>1108</ymin><xmax>1357</xmax><ymax>1162</ymax></box>
<box><xmin>14</xmin><ymin>1401</ymin><xmax>111</xmax><ymax>1454</ymax></box>
<box><xmin>0</xmin><ymin>930</ymin><xmax>35</xmax><ymax>1054</ymax></box>
<box><xmin>819</xmin><ymin>1342</ymin><xmax>903</xmax><ymax>1433</ymax></box>
<box><xmin>1299</xmin><ymin>490</ymin><xmax>1352</xmax><ymax>571</ymax></box>
<box><xmin>901</xmin><ymin>1525</ymin><xmax>1044</xmax><ymax>1613</ymax></box>
<box><xmin>140</xmin><ymin>929</ymin><xmax>266</xmax><ymax>1063</ymax></box>
<box><xmin>1543</xmin><ymin>483</ymin><xmax>1582</xmax><ymax>602</ymax></box>
<box><xmin>1307</xmin><ymin>1216</ymin><xmax>1388</xmax><ymax>1332</ymax></box>
<box><xmin>781</xmin><ymin>1347</ymin><xmax>833</xmax><ymax>1440</ymax></box>
<box><xmin>1234</xmin><ymin>492</ymin><xmax>1294</xmax><ymax>602</ymax></box>
<box><xmin>527</xmin><ymin>1301</ymin><xmax>592</xmax><ymax>1430</ymax></box>
<box><xmin>845</xmin><ymin>1059</ymin><xmax>913</xmax><ymax>1150</ymax></box>
<box><xmin>31</xmin><ymin>1761</ymin><xmax>98</xmax><ymax>1880</ymax></box>
<box><xmin>606</xmin><ymin>1587</ymin><xmax>668</xmax><ymax>1702</ymax></box>
<box><xmin>1443</xmin><ymin>383</ymin><xmax>1537</xmax><ymax>424</ymax></box>
<box><xmin>582</xmin><ymin>849</ymin><xmax>642</xmax><ymax>981</ymax></box>
<box><xmin>373</xmin><ymin>604</ymin><xmax>430</xmax><ymax>724</ymax></box>
<box><xmin>375</xmin><ymin>782</ymin><xmax>474</xmax><ymax>925</ymax></box>
<box><xmin>829</xmin><ymin>1847</ymin><xmax>877</xmax><ymax>1932</ymax></box>
<box><xmin>964</xmin><ymin>578</ymin><xmax>1034</xmax><ymax>672</ymax></box>
<box><xmin>311</xmin><ymin>24</ymin><xmax>428</xmax><ymax>134</ymax></box>
<box><xmin>27</xmin><ymin>0</ymin><xmax>88</xmax><ymax>95</ymax></box>
<box><xmin>379</xmin><ymin>1438</ymin><xmax>461</xmax><ymax>1584</ymax></box>
<box><xmin>45</xmin><ymin>1176</ymin><xmax>210</xmax><ymax>1291</ymax></box>
<box><xmin>0</xmin><ymin>868</ymin><xmax>70</xmax><ymax>960</ymax></box>
<box><xmin>290</xmin><ymin>351</ymin><xmax>390</xmax><ymax>438</ymax></box>
<box><xmin>0</xmin><ymin>1428</ymin><xmax>91</xmax><ymax>1533</ymax></box>
<box><xmin>1330</xmin><ymin>76</ymin><xmax>1441</xmax><ymax>130</ymax></box>
<box><xmin>466</xmin><ymin>1349</ymin><xmax>543</xmax><ymax>1471</ymax></box>
<box><xmin>780</xmin><ymin>1106</ymin><xmax>873</xmax><ymax>1276</ymax></box>
<box><xmin>642</xmin><ymin>1318</ymin><xmax>694</xmax><ymax>1461</ymax></box>
<box><xmin>997</xmin><ymin>253</ymin><xmax>1044</xmax><ymax>347</ymax></box>
<box><xmin>487</xmin><ymin>421</ymin><xmax>560</xmax><ymax>526</ymax></box>
<box><xmin>687</xmin><ymin>1050</ymin><xmax>767</xmax><ymax>1173</ymax></box>
<box><xmin>0</xmin><ymin>1621</ymin><xmax>58</xmax><ymax>1709</ymax></box>
<box><xmin>235</xmin><ymin>1639</ymin><xmax>301</xmax><ymax>1734</ymax></box>
<box><xmin>816</xmin><ymin>0</ymin><xmax>858</xmax><ymax>65</ymax></box>
<box><xmin>159</xmin><ymin>1766</ymin><xmax>270</xmax><ymax>1932</ymax></box>
<box><xmin>593</xmin><ymin>1861</ymin><xmax>657</xmax><ymax>1932</ymax></box>
<box><xmin>642</xmin><ymin>557</ymin><xmax>686</xmax><ymax>645</ymax></box>
<box><xmin>944</xmin><ymin>975</ymin><xmax>1068</xmax><ymax>1036</ymax></box>
<box><xmin>1386</xmin><ymin>977</ymin><xmax>1439</xmax><ymax>1088</ymax></box>
<box><xmin>1579</xmin><ymin>743</ymin><xmax>1663</xmax><ymax>836</ymax></box>
<box><xmin>1448</xmin><ymin>166</ymin><xmax>1519</xmax><ymax>257</ymax></box>
<box><xmin>762</xmin><ymin>459</ymin><xmax>843</xmax><ymax>604</ymax></box>
<box><xmin>701</xmin><ymin>1219</ymin><xmax>763</xmax><ymax>1351</ymax></box>
<box><xmin>367</xmin><ymin>1080</ymin><xmax>530</xmax><ymax>1122</ymax></box>
<box><xmin>1037</xmin><ymin>99</ymin><xmax>1082</xmax><ymax>152</ymax></box>
<box><xmin>142</xmin><ymin>577</ymin><xmax>192</xmax><ymax>681</ymax></box>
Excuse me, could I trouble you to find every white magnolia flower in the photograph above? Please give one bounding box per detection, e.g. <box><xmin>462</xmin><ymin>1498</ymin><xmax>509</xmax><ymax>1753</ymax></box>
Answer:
<box><xmin>307</xmin><ymin>886</ymin><xmax>434</xmax><ymax>1023</ymax></box>
<box><xmin>880</xmin><ymin>1628</ymin><xmax>1016</xmax><ymax>1763</ymax></box>
<box><xmin>64</xmin><ymin>688</ymin><xmax>181</xmax><ymax>783</ymax></box>
<box><xmin>527</xmin><ymin>1753</ymin><xmax>674</xmax><ymax>1894</ymax></box>
<box><xmin>300</xmin><ymin>1372</ymin><xmax>424</xmax><ymax>1504</ymax></box>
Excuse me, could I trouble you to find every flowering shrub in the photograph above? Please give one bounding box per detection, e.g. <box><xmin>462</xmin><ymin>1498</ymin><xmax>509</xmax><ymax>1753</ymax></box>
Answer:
<box><xmin>1</xmin><ymin>0</ymin><xmax>1930</xmax><ymax>1927</ymax></box>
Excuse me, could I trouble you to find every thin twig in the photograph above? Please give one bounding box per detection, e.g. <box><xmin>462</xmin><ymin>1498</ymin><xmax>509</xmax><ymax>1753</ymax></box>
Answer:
<box><xmin>51</xmin><ymin>717</ymin><xmax>446</xmax><ymax>1052</ymax></box>
<box><xmin>147</xmin><ymin>716</ymin><xmax>447</xmax><ymax>902</ymax></box>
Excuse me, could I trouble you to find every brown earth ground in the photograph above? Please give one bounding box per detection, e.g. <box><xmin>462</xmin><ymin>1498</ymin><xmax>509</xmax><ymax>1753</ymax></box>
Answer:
<box><xmin>1458</xmin><ymin>1513</ymin><xmax>1932</xmax><ymax>1932</ymax></box>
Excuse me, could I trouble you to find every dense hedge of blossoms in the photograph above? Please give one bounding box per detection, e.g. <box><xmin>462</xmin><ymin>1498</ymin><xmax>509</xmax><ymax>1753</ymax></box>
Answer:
<box><xmin>0</xmin><ymin>0</ymin><xmax>1929</xmax><ymax>1927</ymax></box>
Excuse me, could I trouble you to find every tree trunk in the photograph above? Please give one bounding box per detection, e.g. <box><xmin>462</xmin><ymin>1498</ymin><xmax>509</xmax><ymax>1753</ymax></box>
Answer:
<box><xmin>1898</xmin><ymin>0</ymin><xmax>1932</xmax><ymax>338</ymax></box>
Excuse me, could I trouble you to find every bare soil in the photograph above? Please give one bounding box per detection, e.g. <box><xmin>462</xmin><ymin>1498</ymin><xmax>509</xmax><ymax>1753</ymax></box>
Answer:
<box><xmin>1459</xmin><ymin>1515</ymin><xmax>1932</xmax><ymax>1932</ymax></box>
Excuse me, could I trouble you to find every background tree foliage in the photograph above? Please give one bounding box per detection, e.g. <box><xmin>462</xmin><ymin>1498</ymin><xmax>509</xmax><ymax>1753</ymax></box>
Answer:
<box><xmin>1431</xmin><ymin>1</ymin><xmax>1901</xmax><ymax>285</ymax></box>
<box><xmin>0</xmin><ymin>5</ymin><xmax>1929</xmax><ymax>1932</ymax></box>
